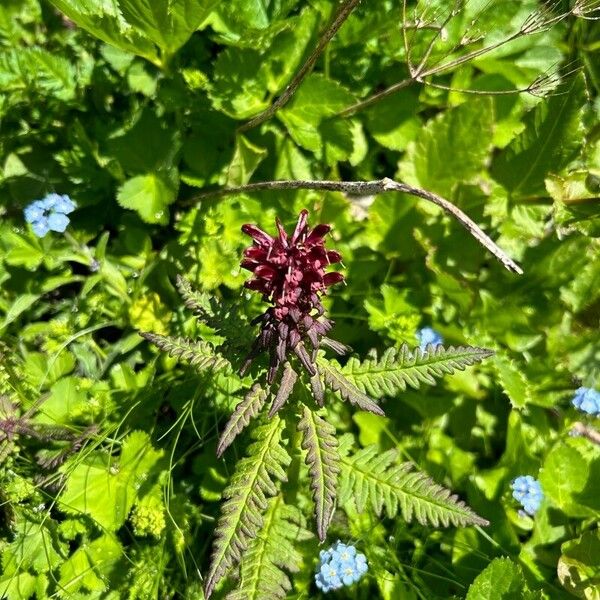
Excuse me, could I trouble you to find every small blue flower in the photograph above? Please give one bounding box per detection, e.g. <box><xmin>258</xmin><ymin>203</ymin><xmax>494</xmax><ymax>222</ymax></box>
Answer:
<box><xmin>572</xmin><ymin>387</ymin><xmax>600</xmax><ymax>416</ymax></box>
<box><xmin>511</xmin><ymin>476</ymin><xmax>543</xmax><ymax>516</ymax></box>
<box><xmin>416</xmin><ymin>327</ymin><xmax>443</xmax><ymax>352</ymax></box>
<box><xmin>315</xmin><ymin>541</ymin><xmax>368</xmax><ymax>593</ymax></box>
<box><xmin>24</xmin><ymin>194</ymin><xmax>76</xmax><ymax>238</ymax></box>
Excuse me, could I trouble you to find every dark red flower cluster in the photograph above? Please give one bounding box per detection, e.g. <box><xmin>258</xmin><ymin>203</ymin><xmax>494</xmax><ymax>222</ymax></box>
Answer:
<box><xmin>240</xmin><ymin>210</ymin><xmax>346</xmax><ymax>384</ymax></box>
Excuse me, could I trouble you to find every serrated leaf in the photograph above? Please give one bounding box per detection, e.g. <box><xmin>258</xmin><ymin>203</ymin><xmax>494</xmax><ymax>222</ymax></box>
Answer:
<box><xmin>58</xmin><ymin>431</ymin><xmax>163</xmax><ymax>530</ymax></box>
<box><xmin>116</xmin><ymin>173</ymin><xmax>177</xmax><ymax>225</ymax></box>
<box><xmin>338</xmin><ymin>345</ymin><xmax>493</xmax><ymax>398</ymax></box>
<box><xmin>318</xmin><ymin>358</ymin><xmax>385</xmax><ymax>416</ymax></box>
<box><xmin>298</xmin><ymin>405</ymin><xmax>340</xmax><ymax>541</ymax></box>
<box><xmin>338</xmin><ymin>442</ymin><xmax>488</xmax><ymax>527</ymax></box>
<box><xmin>494</xmin><ymin>355</ymin><xmax>531</xmax><ymax>409</ymax></box>
<box><xmin>466</xmin><ymin>557</ymin><xmax>537</xmax><ymax>599</ymax></box>
<box><xmin>398</xmin><ymin>97</ymin><xmax>493</xmax><ymax>198</ymax></box>
<box><xmin>217</xmin><ymin>383</ymin><xmax>269</xmax><ymax>457</ymax></box>
<box><xmin>57</xmin><ymin>535</ymin><xmax>122</xmax><ymax>597</ymax></box>
<box><xmin>141</xmin><ymin>332</ymin><xmax>231</xmax><ymax>373</ymax></box>
<box><xmin>226</xmin><ymin>496</ymin><xmax>311</xmax><ymax>600</ymax></box>
<box><xmin>205</xmin><ymin>417</ymin><xmax>291</xmax><ymax>597</ymax></box>
<box><xmin>278</xmin><ymin>74</ymin><xmax>355</xmax><ymax>155</ymax></box>
<box><xmin>492</xmin><ymin>75</ymin><xmax>587</xmax><ymax>198</ymax></box>
<box><xmin>558</xmin><ymin>530</ymin><xmax>600</xmax><ymax>599</ymax></box>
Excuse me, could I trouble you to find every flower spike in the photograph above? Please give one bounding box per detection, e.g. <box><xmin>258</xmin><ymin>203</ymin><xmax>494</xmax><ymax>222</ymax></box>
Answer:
<box><xmin>240</xmin><ymin>210</ymin><xmax>345</xmax><ymax>384</ymax></box>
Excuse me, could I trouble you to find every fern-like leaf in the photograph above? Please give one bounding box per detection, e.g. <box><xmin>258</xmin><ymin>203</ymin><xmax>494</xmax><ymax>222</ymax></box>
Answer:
<box><xmin>318</xmin><ymin>359</ymin><xmax>384</xmax><ymax>416</ymax></box>
<box><xmin>175</xmin><ymin>276</ymin><xmax>252</xmax><ymax>349</ymax></box>
<box><xmin>341</xmin><ymin>344</ymin><xmax>493</xmax><ymax>397</ymax></box>
<box><xmin>269</xmin><ymin>362</ymin><xmax>297</xmax><ymax>417</ymax></box>
<box><xmin>217</xmin><ymin>384</ymin><xmax>269</xmax><ymax>458</ymax></box>
<box><xmin>298</xmin><ymin>405</ymin><xmax>340</xmax><ymax>541</ymax></box>
<box><xmin>140</xmin><ymin>332</ymin><xmax>230</xmax><ymax>372</ymax></box>
<box><xmin>226</xmin><ymin>496</ymin><xmax>312</xmax><ymax>600</ymax></box>
<box><xmin>338</xmin><ymin>441</ymin><xmax>488</xmax><ymax>528</ymax></box>
<box><xmin>205</xmin><ymin>418</ymin><xmax>291</xmax><ymax>598</ymax></box>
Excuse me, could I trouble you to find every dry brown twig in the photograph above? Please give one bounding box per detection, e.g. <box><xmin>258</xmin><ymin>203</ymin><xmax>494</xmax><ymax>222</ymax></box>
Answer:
<box><xmin>188</xmin><ymin>177</ymin><xmax>523</xmax><ymax>275</ymax></box>
<box><xmin>570</xmin><ymin>422</ymin><xmax>600</xmax><ymax>445</ymax></box>
<box><xmin>237</xmin><ymin>0</ymin><xmax>363</xmax><ymax>133</ymax></box>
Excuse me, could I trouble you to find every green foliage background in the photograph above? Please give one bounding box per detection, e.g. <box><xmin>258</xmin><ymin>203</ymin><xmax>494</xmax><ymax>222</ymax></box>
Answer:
<box><xmin>0</xmin><ymin>0</ymin><xmax>599</xmax><ymax>598</ymax></box>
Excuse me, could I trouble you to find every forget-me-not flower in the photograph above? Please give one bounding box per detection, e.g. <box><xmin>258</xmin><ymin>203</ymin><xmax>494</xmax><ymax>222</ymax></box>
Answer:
<box><xmin>511</xmin><ymin>475</ymin><xmax>543</xmax><ymax>516</ymax></box>
<box><xmin>315</xmin><ymin>541</ymin><xmax>368</xmax><ymax>593</ymax></box>
<box><xmin>24</xmin><ymin>193</ymin><xmax>76</xmax><ymax>238</ymax></box>
<box><xmin>571</xmin><ymin>387</ymin><xmax>600</xmax><ymax>416</ymax></box>
<box><xmin>416</xmin><ymin>326</ymin><xmax>443</xmax><ymax>352</ymax></box>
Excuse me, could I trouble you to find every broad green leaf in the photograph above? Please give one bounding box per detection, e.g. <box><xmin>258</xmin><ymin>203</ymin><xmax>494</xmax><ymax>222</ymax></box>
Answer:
<box><xmin>398</xmin><ymin>97</ymin><xmax>494</xmax><ymax>198</ymax></box>
<box><xmin>0</xmin><ymin>572</ymin><xmax>37</xmax><ymax>600</ymax></box>
<box><xmin>540</xmin><ymin>438</ymin><xmax>600</xmax><ymax>518</ymax></box>
<box><xmin>59</xmin><ymin>431</ymin><xmax>163</xmax><ymax>530</ymax></box>
<box><xmin>365</xmin><ymin>89</ymin><xmax>421</xmax><ymax>151</ymax></box>
<box><xmin>465</xmin><ymin>557</ymin><xmax>537</xmax><ymax>599</ymax></box>
<box><xmin>225</xmin><ymin>135</ymin><xmax>268</xmax><ymax>186</ymax></box>
<box><xmin>1</xmin><ymin>515</ymin><xmax>65</xmax><ymax>588</ymax></box>
<box><xmin>117</xmin><ymin>0</ymin><xmax>218</xmax><ymax>55</ymax></box>
<box><xmin>492</xmin><ymin>75</ymin><xmax>587</xmax><ymax>198</ymax></box>
<box><xmin>48</xmin><ymin>0</ymin><xmax>160</xmax><ymax>65</ymax></box>
<box><xmin>116</xmin><ymin>173</ymin><xmax>177</xmax><ymax>224</ymax></box>
<box><xmin>278</xmin><ymin>74</ymin><xmax>355</xmax><ymax>155</ymax></box>
<box><xmin>58</xmin><ymin>535</ymin><xmax>123</xmax><ymax>596</ymax></box>
<box><xmin>558</xmin><ymin>531</ymin><xmax>600</xmax><ymax>599</ymax></box>
<box><xmin>0</xmin><ymin>47</ymin><xmax>77</xmax><ymax>101</ymax></box>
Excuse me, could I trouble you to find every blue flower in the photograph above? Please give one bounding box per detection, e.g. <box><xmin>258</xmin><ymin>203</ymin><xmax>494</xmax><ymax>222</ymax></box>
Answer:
<box><xmin>416</xmin><ymin>327</ymin><xmax>443</xmax><ymax>352</ymax></box>
<box><xmin>24</xmin><ymin>193</ymin><xmax>76</xmax><ymax>238</ymax></box>
<box><xmin>511</xmin><ymin>476</ymin><xmax>543</xmax><ymax>516</ymax></box>
<box><xmin>572</xmin><ymin>387</ymin><xmax>600</xmax><ymax>416</ymax></box>
<box><xmin>315</xmin><ymin>541</ymin><xmax>368</xmax><ymax>593</ymax></box>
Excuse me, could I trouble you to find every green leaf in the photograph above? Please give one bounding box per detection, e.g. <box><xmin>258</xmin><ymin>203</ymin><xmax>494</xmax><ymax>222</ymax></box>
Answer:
<box><xmin>318</xmin><ymin>358</ymin><xmax>385</xmax><ymax>416</ymax></box>
<box><xmin>338</xmin><ymin>440</ymin><xmax>488</xmax><ymax>528</ymax></box>
<box><xmin>226</xmin><ymin>496</ymin><xmax>311</xmax><ymax>600</ymax></box>
<box><xmin>58</xmin><ymin>431</ymin><xmax>164</xmax><ymax>530</ymax></box>
<box><xmin>116</xmin><ymin>173</ymin><xmax>177</xmax><ymax>225</ymax></box>
<box><xmin>465</xmin><ymin>557</ymin><xmax>537</xmax><ymax>599</ymax></box>
<box><xmin>558</xmin><ymin>530</ymin><xmax>600</xmax><ymax>599</ymax></box>
<box><xmin>494</xmin><ymin>355</ymin><xmax>532</xmax><ymax>409</ymax></box>
<box><xmin>492</xmin><ymin>75</ymin><xmax>587</xmax><ymax>198</ymax></box>
<box><xmin>365</xmin><ymin>89</ymin><xmax>421</xmax><ymax>151</ymax></box>
<box><xmin>58</xmin><ymin>535</ymin><xmax>123</xmax><ymax>596</ymax></box>
<box><xmin>298</xmin><ymin>404</ymin><xmax>340</xmax><ymax>541</ymax></box>
<box><xmin>48</xmin><ymin>0</ymin><xmax>159</xmax><ymax>65</ymax></box>
<box><xmin>0</xmin><ymin>572</ymin><xmax>37</xmax><ymax>600</ymax></box>
<box><xmin>278</xmin><ymin>74</ymin><xmax>355</xmax><ymax>155</ymax></box>
<box><xmin>217</xmin><ymin>383</ymin><xmax>269</xmax><ymax>457</ymax></box>
<box><xmin>226</xmin><ymin>135</ymin><xmax>268</xmax><ymax>186</ymax></box>
<box><xmin>205</xmin><ymin>417</ymin><xmax>291</xmax><ymax>597</ymax></box>
<box><xmin>141</xmin><ymin>332</ymin><xmax>231</xmax><ymax>373</ymax></box>
<box><xmin>117</xmin><ymin>0</ymin><xmax>218</xmax><ymax>55</ymax></box>
<box><xmin>540</xmin><ymin>438</ymin><xmax>600</xmax><ymax>518</ymax></box>
<box><xmin>398</xmin><ymin>97</ymin><xmax>494</xmax><ymax>198</ymax></box>
<box><xmin>338</xmin><ymin>345</ymin><xmax>494</xmax><ymax>398</ymax></box>
<box><xmin>1</xmin><ymin>516</ymin><xmax>64</xmax><ymax>576</ymax></box>
<box><xmin>0</xmin><ymin>47</ymin><xmax>77</xmax><ymax>101</ymax></box>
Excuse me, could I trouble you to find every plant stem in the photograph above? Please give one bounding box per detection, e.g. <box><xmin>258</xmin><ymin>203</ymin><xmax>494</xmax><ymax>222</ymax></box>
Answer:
<box><xmin>186</xmin><ymin>177</ymin><xmax>523</xmax><ymax>275</ymax></box>
<box><xmin>237</xmin><ymin>0</ymin><xmax>362</xmax><ymax>133</ymax></box>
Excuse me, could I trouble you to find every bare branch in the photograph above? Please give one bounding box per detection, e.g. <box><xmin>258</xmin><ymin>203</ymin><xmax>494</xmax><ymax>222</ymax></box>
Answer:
<box><xmin>570</xmin><ymin>422</ymin><xmax>600</xmax><ymax>445</ymax></box>
<box><xmin>237</xmin><ymin>0</ymin><xmax>362</xmax><ymax>133</ymax></box>
<box><xmin>338</xmin><ymin>2</ymin><xmax>578</xmax><ymax>118</ymax></box>
<box><xmin>186</xmin><ymin>177</ymin><xmax>523</xmax><ymax>275</ymax></box>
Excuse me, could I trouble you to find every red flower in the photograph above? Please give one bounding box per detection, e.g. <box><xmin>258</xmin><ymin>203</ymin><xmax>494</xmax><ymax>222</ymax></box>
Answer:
<box><xmin>240</xmin><ymin>210</ymin><xmax>346</xmax><ymax>384</ymax></box>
